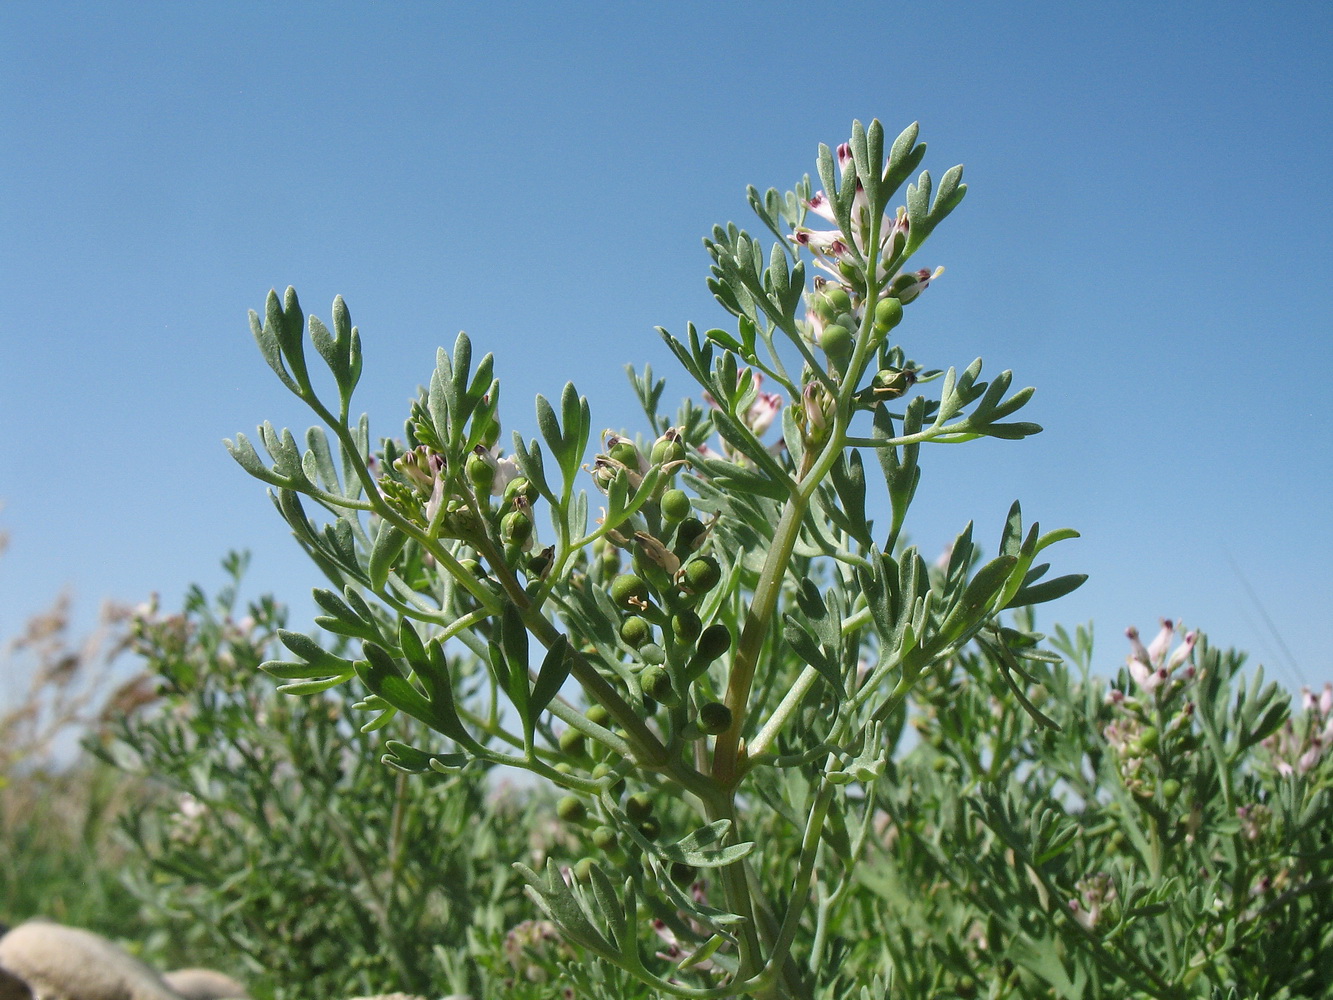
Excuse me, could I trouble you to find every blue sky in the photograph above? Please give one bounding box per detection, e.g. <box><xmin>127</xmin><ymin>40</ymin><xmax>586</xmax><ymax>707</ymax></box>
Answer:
<box><xmin>2</xmin><ymin>2</ymin><xmax>1330</xmax><ymax>696</ymax></box>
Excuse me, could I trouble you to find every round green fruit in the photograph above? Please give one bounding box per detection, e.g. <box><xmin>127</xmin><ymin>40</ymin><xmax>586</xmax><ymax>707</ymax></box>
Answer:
<box><xmin>625</xmin><ymin>792</ymin><xmax>654</xmax><ymax>823</ymax></box>
<box><xmin>873</xmin><ymin>296</ymin><xmax>903</xmax><ymax>333</ymax></box>
<box><xmin>610</xmin><ymin>573</ymin><xmax>649</xmax><ymax>607</ymax></box>
<box><xmin>660</xmin><ymin>488</ymin><xmax>691</xmax><ymax>523</ymax></box>
<box><xmin>558</xmin><ymin>728</ymin><xmax>587</xmax><ymax>756</ymax></box>
<box><xmin>620</xmin><ymin>615</ymin><xmax>653</xmax><ymax>648</ymax></box>
<box><xmin>670</xmin><ymin>609</ymin><xmax>702</xmax><ymax>643</ymax></box>
<box><xmin>557</xmin><ymin>795</ymin><xmax>587</xmax><ymax>824</ymax></box>
<box><xmin>821</xmin><ymin>324</ymin><xmax>854</xmax><ymax>373</ymax></box>
<box><xmin>699</xmin><ymin>701</ymin><xmax>732</xmax><ymax>735</ymax></box>
<box><xmin>640</xmin><ymin>665</ymin><xmax>677</xmax><ymax>706</ymax></box>
<box><xmin>500</xmin><ymin>510</ymin><xmax>533</xmax><ymax>544</ymax></box>
<box><xmin>683</xmin><ymin>556</ymin><xmax>722</xmax><ymax>594</ymax></box>
<box><xmin>696</xmin><ymin>623</ymin><xmax>732</xmax><ymax>662</ymax></box>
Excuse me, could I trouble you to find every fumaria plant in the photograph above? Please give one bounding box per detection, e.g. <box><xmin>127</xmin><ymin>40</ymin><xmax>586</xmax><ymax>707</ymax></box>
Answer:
<box><xmin>227</xmin><ymin>119</ymin><xmax>1087</xmax><ymax>998</ymax></box>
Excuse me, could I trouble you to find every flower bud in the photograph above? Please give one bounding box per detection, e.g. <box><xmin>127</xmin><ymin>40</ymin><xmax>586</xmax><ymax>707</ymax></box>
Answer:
<box><xmin>1161</xmin><ymin>778</ymin><xmax>1182</xmax><ymax>804</ymax></box>
<box><xmin>638</xmin><ymin>643</ymin><xmax>667</xmax><ymax>666</ymax></box>
<box><xmin>610</xmin><ymin>573</ymin><xmax>649</xmax><ymax>608</ymax></box>
<box><xmin>573</xmin><ymin>857</ymin><xmax>596</xmax><ymax>882</ymax></box>
<box><xmin>620</xmin><ymin>616</ymin><xmax>653</xmax><ymax>649</ymax></box>
<box><xmin>699</xmin><ymin>701</ymin><xmax>732</xmax><ymax>735</ymax></box>
<box><xmin>557</xmin><ymin>795</ymin><xmax>587</xmax><ymax>824</ymax></box>
<box><xmin>683</xmin><ymin>556</ymin><xmax>722</xmax><ymax>595</ymax></box>
<box><xmin>586</xmin><ymin>704</ymin><xmax>611</xmax><ymax>727</ymax></box>
<box><xmin>1137</xmin><ymin>726</ymin><xmax>1160</xmax><ymax>752</ymax></box>
<box><xmin>670</xmin><ymin>862</ymin><xmax>696</xmax><ymax>886</ymax></box>
<box><xmin>660</xmin><ymin>488</ymin><xmax>691</xmax><ymax>523</ymax></box>
<box><xmin>592</xmin><ymin>826</ymin><xmax>618</xmax><ymax>852</ymax></box>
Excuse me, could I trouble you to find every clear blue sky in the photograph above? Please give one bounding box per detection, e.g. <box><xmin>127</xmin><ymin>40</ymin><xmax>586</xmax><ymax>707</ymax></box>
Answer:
<box><xmin>2</xmin><ymin>2</ymin><xmax>1330</xmax><ymax>696</ymax></box>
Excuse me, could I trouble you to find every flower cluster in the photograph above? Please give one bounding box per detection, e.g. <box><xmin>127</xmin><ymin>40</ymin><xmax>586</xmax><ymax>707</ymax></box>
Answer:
<box><xmin>1102</xmin><ymin>620</ymin><xmax>1198</xmax><ymax>798</ymax></box>
<box><xmin>791</xmin><ymin>141</ymin><xmax>942</xmax><ymax>354</ymax></box>
<box><xmin>1264</xmin><ymin>682</ymin><xmax>1333</xmax><ymax>776</ymax></box>
<box><xmin>1069</xmin><ymin>872</ymin><xmax>1117</xmax><ymax>931</ymax></box>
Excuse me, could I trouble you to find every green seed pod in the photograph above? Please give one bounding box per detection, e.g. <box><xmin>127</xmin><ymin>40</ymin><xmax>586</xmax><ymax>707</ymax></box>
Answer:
<box><xmin>670</xmin><ymin>862</ymin><xmax>696</xmax><ymax>886</ymax></box>
<box><xmin>1137</xmin><ymin>726</ymin><xmax>1160</xmax><ymax>752</ymax></box>
<box><xmin>586</xmin><ymin>703</ymin><xmax>611</xmax><ymax>726</ymax></box>
<box><xmin>640</xmin><ymin>665</ymin><xmax>677</xmax><ymax>706</ymax></box>
<box><xmin>660</xmin><ymin>488</ymin><xmax>691</xmax><ymax>523</ymax></box>
<box><xmin>637</xmin><ymin>816</ymin><xmax>661</xmax><ymax>840</ymax></box>
<box><xmin>674</xmin><ymin>517</ymin><xmax>707</xmax><ymax>553</ymax></box>
<box><xmin>610</xmin><ymin>573</ymin><xmax>649</xmax><ymax>608</ymax></box>
<box><xmin>683</xmin><ymin>556</ymin><xmax>722</xmax><ymax>595</ymax></box>
<box><xmin>503</xmin><ymin>476</ymin><xmax>537</xmax><ymax>505</ymax></box>
<box><xmin>1161</xmin><ymin>778</ymin><xmax>1182</xmax><ymax>804</ymax></box>
<box><xmin>558</xmin><ymin>728</ymin><xmax>587</xmax><ymax>756</ymax></box>
<box><xmin>554</xmin><ymin>762</ymin><xmax>574</xmax><ymax>775</ymax></box>
<box><xmin>457</xmin><ymin>557</ymin><xmax>485</xmax><ymax>578</ymax></box>
<box><xmin>557</xmin><ymin>795</ymin><xmax>587</xmax><ymax>824</ymax></box>
<box><xmin>625</xmin><ymin>792</ymin><xmax>654</xmax><ymax>823</ymax></box>
<box><xmin>620</xmin><ymin>615</ymin><xmax>653</xmax><ymax>649</ymax></box>
<box><xmin>823</xmin><ymin>285</ymin><xmax>852</xmax><ymax>316</ymax></box>
<box><xmin>873</xmin><ymin>295</ymin><xmax>903</xmax><ymax>334</ymax></box>
<box><xmin>573</xmin><ymin>857</ymin><xmax>596</xmax><ymax>883</ymax></box>
<box><xmin>527</xmin><ymin>546</ymin><xmax>553</xmax><ymax>577</ymax></box>
<box><xmin>650</xmin><ymin>434</ymin><xmax>686</xmax><ymax>466</ymax></box>
<box><xmin>638</xmin><ymin>643</ymin><xmax>667</xmax><ymax>666</ymax></box>
<box><xmin>699</xmin><ymin>701</ymin><xmax>732</xmax><ymax>735</ymax></box>
<box><xmin>465</xmin><ymin>451</ymin><xmax>495</xmax><ymax>493</ymax></box>
<box><xmin>821</xmin><ymin>324</ymin><xmax>854</xmax><ymax>374</ymax></box>
<box><xmin>696</xmin><ymin>623</ymin><xmax>732</xmax><ymax>662</ymax></box>
<box><xmin>592</xmin><ymin>826</ymin><xmax>618</xmax><ymax>852</ymax></box>
<box><xmin>641</xmin><ymin>695</ymin><xmax>658</xmax><ymax>715</ymax></box>
<box><xmin>591</xmin><ymin>762</ymin><xmax>626</xmax><ymax>796</ymax></box>
<box><xmin>609</xmin><ymin>438</ymin><xmax>642</xmax><ymax>468</ymax></box>
<box><xmin>670</xmin><ymin>609</ymin><xmax>702</xmax><ymax>643</ymax></box>
<box><xmin>501</xmin><ymin>509</ymin><xmax>533</xmax><ymax>544</ymax></box>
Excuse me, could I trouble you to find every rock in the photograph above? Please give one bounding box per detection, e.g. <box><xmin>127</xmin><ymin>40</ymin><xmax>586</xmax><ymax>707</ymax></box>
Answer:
<box><xmin>160</xmin><ymin>971</ymin><xmax>248</xmax><ymax>1000</ymax></box>
<box><xmin>0</xmin><ymin>921</ymin><xmax>182</xmax><ymax>1000</ymax></box>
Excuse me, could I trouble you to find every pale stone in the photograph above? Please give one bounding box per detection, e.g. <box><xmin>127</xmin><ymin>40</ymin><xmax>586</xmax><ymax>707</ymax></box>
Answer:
<box><xmin>160</xmin><ymin>971</ymin><xmax>247</xmax><ymax>1000</ymax></box>
<box><xmin>0</xmin><ymin>922</ymin><xmax>181</xmax><ymax>1000</ymax></box>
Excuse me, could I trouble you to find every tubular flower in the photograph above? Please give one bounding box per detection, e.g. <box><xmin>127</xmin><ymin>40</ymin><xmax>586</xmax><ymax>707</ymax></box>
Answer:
<box><xmin>1125</xmin><ymin>619</ymin><xmax>1197</xmax><ymax>694</ymax></box>
<box><xmin>790</xmin><ymin>140</ymin><xmax>940</xmax><ymax>291</ymax></box>
<box><xmin>1264</xmin><ymin>682</ymin><xmax>1333</xmax><ymax>776</ymax></box>
<box><xmin>703</xmin><ymin>370</ymin><xmax>784</xmax><ymax>438</ymax></box>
